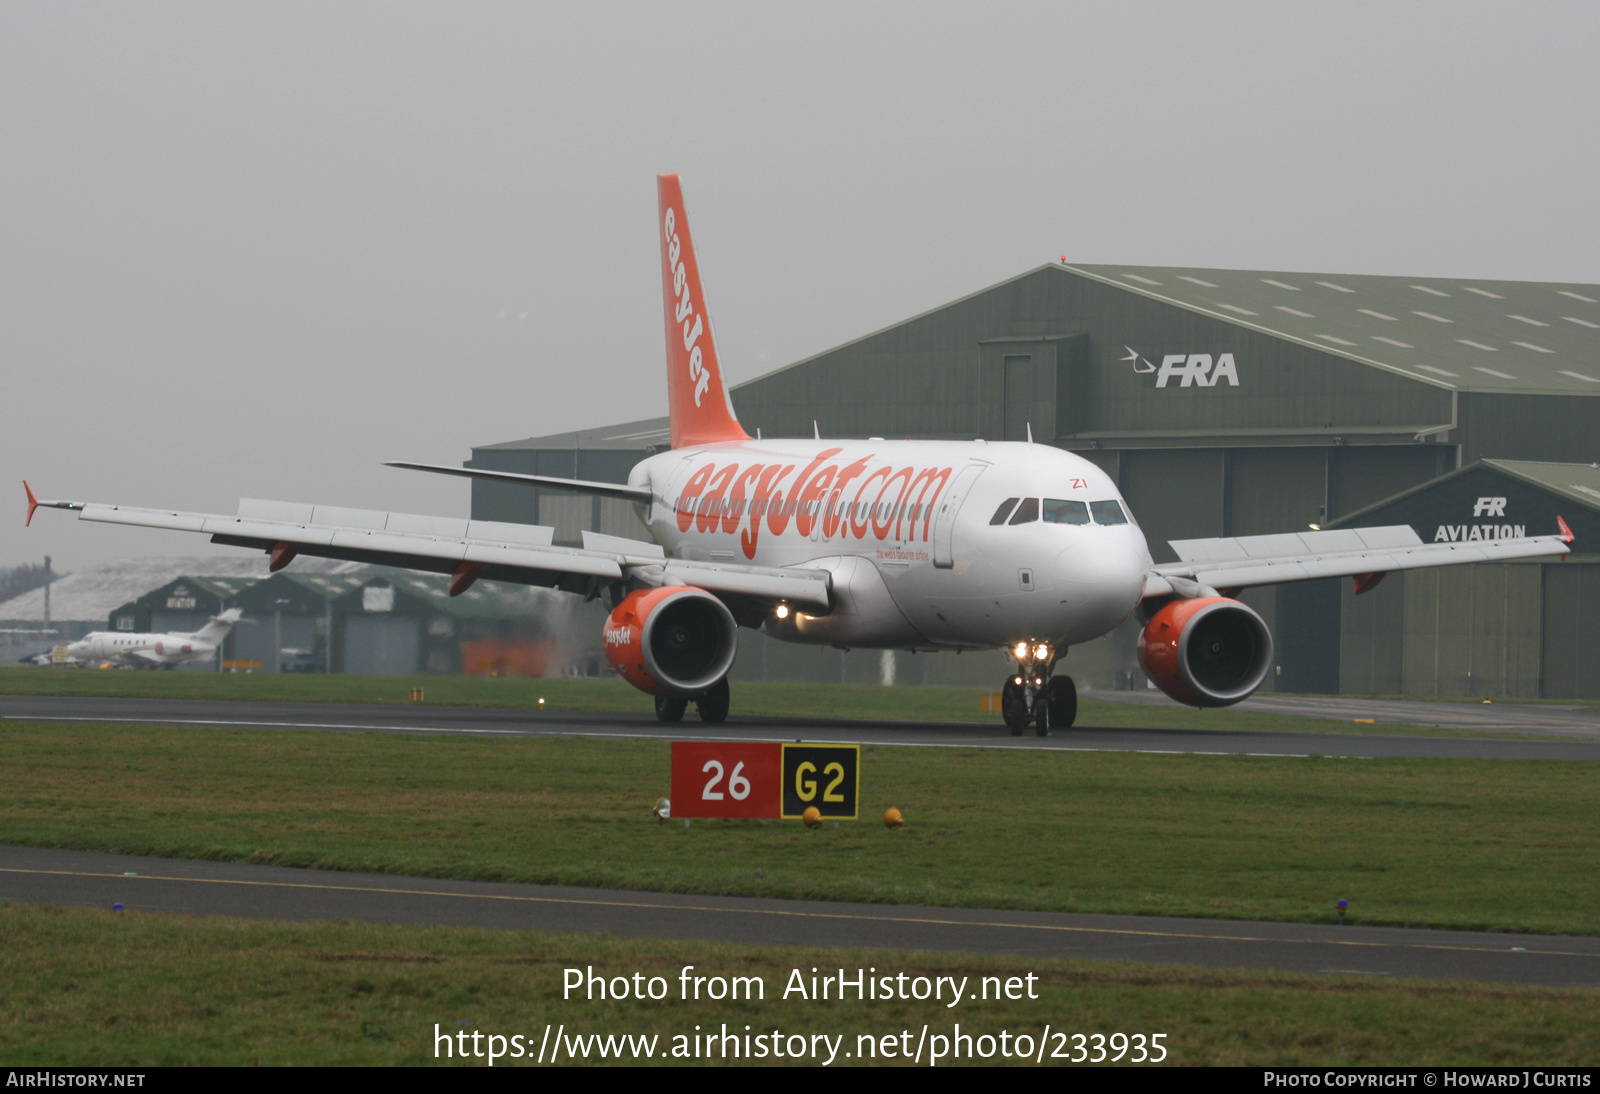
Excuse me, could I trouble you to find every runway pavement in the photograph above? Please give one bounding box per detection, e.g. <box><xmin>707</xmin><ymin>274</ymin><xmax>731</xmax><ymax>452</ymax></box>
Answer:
<box><xmin>1092</xmin><ymin>688</ymin><xmax>1600</xmax><ymax>739</ymax></box>
<box><xmin>5</xmin><ymin>693</ymin><xmax>1600</xmax><ymax>760</ymax></box>
<box><xmin>2</xmin><ymin>845</ymin><xmax>1595</xmax><ymax>988</ymax></box>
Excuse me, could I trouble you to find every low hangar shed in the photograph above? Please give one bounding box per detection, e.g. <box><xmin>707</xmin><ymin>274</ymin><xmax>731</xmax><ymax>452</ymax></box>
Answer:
<box><xmin>1329</xmin><ymin>460</ymin><xmax>1600</xmax><ymax>699</ymax></box>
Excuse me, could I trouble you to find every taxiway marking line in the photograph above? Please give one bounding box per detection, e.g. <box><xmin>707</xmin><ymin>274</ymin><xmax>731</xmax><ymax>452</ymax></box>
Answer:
<box><xmin>2</xmin><ymin>866</ymin><xmax>1591</xmax><ymax>961</ymax></box>
<box><xmin>7</xmin><ymin>714</ymin><xmax>1340</xmax><ymax>757</ymax></box>
<box><xmin>13</xmin><ymin>714</ymin><xmax>1591</xmax><ymax>756</ymax></box>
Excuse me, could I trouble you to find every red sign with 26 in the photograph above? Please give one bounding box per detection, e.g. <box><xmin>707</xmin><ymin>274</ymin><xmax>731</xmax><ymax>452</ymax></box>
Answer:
<box><xmin>669</xmin><ymin>741</ymin><xmax>782</xmax><ymax>819</ymax></box>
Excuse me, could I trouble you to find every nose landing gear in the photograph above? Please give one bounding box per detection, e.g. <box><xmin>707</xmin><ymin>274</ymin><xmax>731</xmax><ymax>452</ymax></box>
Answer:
<box><xmin>1000</xmin><ymin>645</ymin><xmax>1077</xmax><ymax>736</ymax></box>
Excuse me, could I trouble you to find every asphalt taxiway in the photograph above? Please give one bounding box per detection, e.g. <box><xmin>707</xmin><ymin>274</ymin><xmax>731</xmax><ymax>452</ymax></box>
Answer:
<box><xmin>2</xmin><ymin>845</ymin><xmax>1596</xmax><ymax>988</ymax></box>
<box><xmin>4</xmin><ymin>693</ymin><xmax>1600</xmax><ymax>760</ymax></box>
<box><xmin>1107</xmin><ymin>688</ymin><xmax>1600</xmax><ymax>740</ymax></box>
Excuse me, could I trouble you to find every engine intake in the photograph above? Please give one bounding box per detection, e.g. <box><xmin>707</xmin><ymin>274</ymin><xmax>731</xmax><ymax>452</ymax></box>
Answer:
<box><xmin>604</xmin><ymin>586</ymin><xmax>738</xmax><ymax>697</ymax></box>
<box><xmin>1136</xmin><ymin>596</ymin><xmax>1273</xmax><ymax>707</ymax></box>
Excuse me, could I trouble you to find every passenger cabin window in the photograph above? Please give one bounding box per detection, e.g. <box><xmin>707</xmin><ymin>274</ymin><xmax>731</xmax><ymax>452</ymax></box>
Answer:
<box><xmin>990</xmin><ymin>498</ymin><xmax>1020</xmax><ymax>525</ymax></box>
<box><xmin>1008</xmin><ymin>497</ymin><xmax>1040</xmax><ymax>525</ymax></box>
<box><xmin>1090</xmin><ymin>500</ymin><xmax>1129</xmax><ymax>525</ymax></box>
<box><xmin>1041</xmin><ymin>499</ymin><xmax>1090</xmax><ymax>525</ymax></box>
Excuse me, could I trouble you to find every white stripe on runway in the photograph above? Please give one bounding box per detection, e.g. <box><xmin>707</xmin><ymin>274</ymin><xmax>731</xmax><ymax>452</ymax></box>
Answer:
<box><xmin>11</xmin><ymin>713</ymin><xmax>1325</xmax><ymax>757</ymax></box>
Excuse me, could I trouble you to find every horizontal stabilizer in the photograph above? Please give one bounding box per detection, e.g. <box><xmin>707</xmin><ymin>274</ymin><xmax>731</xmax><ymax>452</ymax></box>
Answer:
<box><xmin>385</xmin><ymin>462</ymin><xmax>653</xmax><ymax>504</ymax></box>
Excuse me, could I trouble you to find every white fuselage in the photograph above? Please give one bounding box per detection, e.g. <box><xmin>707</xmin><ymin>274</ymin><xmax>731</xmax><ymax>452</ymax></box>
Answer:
<box><xmin>630</xmin><ymin>438</ymin><xmax>1152</xmax><ymax>651</ymax></box>
<box><xmin>67</xmin><ymin>630</ymin><xmax>221</xmax><ymax>667</ymax></box>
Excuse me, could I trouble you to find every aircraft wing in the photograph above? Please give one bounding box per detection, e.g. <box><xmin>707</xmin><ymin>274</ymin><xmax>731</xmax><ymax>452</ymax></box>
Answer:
<box><xmin>1143</xmin><ymin>522</ymin><xmax>1573</xmax><ymax>598</ymax></box>
<box><xmin>27</xmin><ymin>494</ymin><xmax>833</xmax><ymax>613</ymax></box>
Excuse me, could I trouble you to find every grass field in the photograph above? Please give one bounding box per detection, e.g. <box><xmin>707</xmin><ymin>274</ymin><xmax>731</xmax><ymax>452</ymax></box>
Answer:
<box><xmin>0</xmin><ymin>665</ymin><xmax>1563</xmax><ymax>739</ymax></box>
<box><xmin>3</xmin><ymin>902</ymin><xmax>1596</xmax><ymax>1066</ymax></box>
<box><xmin>2</xmin><ymin>721</ymin><xmax>1596</xmax><ymax>935</ymax></box>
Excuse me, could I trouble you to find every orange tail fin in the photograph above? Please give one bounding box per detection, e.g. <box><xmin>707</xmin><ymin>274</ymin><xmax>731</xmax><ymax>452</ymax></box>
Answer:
<box><xmin>657</xmin><ymin>174</ymin><xmax>750</xmax><ymax>449</ymax></box>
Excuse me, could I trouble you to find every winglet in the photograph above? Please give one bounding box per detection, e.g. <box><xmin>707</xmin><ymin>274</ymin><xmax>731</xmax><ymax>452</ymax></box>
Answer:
<box><xmin>657</xmin><ymin>174</ymin><xmax>750</xmax><ymax>449</ymax></box>
<box><xmin>23</xmin><ymin>481</ymin><xmax>38</xmax><ymax>527</ymax></box>
<box><xmin>1557</xmin><ymin>515</ymin><xmax>1574</xmax><ymax>544</ymax></box>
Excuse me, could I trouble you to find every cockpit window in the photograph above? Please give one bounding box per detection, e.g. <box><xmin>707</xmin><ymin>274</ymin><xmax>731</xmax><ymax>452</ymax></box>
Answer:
<box><xmin>1090</xmin><ymin>500</ymin><xmax>1128</xmax><ymax>525</ymax></box>
<box><xmin>1008</xmin><ymin>497</ymin><xmax>1040</xmax><ymax>525</ymax></box>
<box><xmin>989</xmin><ymin>498</ymin><xmax>1020</xmax><ymax>525</ymax></box>
<box><xmin>1042</xmin><ymin>498</ymin><xmax>1090</xmax><ymax>525</ymax></box>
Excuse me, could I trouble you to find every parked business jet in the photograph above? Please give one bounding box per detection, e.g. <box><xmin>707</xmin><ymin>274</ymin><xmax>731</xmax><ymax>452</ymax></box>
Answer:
<box><xmin>58</xmin><ymin>609</ymin><xmax>243</xmax><ymax>669</ymax></box>
<box><xmin>25</xmin><ymin>177</ymin><xmax>1574</xmax><ymax>729</ymax></box>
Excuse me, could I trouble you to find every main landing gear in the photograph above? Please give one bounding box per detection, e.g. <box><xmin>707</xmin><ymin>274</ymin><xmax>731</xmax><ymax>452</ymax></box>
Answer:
<box><xmin>654</xmin><ymin>677</ymin><xmax>731</xmax><ymax>725</ymax></box>
<box><xmin>1001</xmin><ymin>643</ymin><xmax>1076</xmax><ymax>736</ymax></box>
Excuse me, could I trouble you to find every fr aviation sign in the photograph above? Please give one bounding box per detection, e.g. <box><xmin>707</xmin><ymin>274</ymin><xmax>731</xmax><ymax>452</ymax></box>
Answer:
<box><xmin>670</xmin><ymin>742</ymin><xmax>860</xmax><ymax>820</ymax></box>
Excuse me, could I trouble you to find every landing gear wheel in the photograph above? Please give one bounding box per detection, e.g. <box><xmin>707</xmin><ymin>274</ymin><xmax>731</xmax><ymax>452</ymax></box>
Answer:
<box><xmin>1035</xmin><ymin>694</ymin><xmax>1050</xmax><ymax>737</ymax></box>
<box><xmin>695</xmin><ymin>678</ymin><xmax>730</xmax><ymax>724</ymax></box>
<box><xmin>654</xmin><ymin>695</ymin><xmax>687</xmax><ymax>723</ymax></box>
<box><xmin>1046</xmin><ymin>675</ymin><xmax>1078</xmax><ymax>729</ymax></box>
<box><xmin>1001</xmin><ymin>678</ymin><xmax>1029</xmax><ymax>735</ymax></box>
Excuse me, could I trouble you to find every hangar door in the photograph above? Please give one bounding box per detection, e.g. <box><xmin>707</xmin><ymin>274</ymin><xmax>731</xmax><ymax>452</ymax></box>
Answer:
<box><xmin>1399</xmin><ymin>564</ymin><xmax>1542</xmax><ymax>699</ymax></box>
<box><xmin>233</xmin><ymin>614</ymin><xmax>318</xmax><ymax>673</ymax></box>
<box><xmin>149</xmin><ymin>611</ymin><xmax>210</xmax><ymax>634</ymax></box>
<box><xmin>343</xmin><ymin>615</ymin><xmax>420</xmax><ymax>676</ymax></box>
<box><xmin>1542</xmin><ymin>564</ymin><xmax>1600</xmax><ymax>699</ymax></box>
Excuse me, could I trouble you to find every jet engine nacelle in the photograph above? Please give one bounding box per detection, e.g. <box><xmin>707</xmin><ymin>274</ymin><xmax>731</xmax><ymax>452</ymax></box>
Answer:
<box><xmin>603</xmin><ymin>585</ymin><xmax>738</xmax><ymax>697</ymax></box>
<box><xmin>1136</xmin><ymin>596</ymin><xmax>1274</xmax><ymax>708</ymax></box>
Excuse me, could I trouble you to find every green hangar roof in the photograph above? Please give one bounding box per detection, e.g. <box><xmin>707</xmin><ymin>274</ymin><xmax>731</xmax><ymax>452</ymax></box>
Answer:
<box><xmin>1064</xmin><ymin>265</ymin><xmax>1600</xmax><ymax>395</ymax></box>
<box><xmin>715</xmin><ymin>263</ymin><xmax>1600</xmax><ymax>464</ymax></box>
<box><xmin>479</xmin><ymin>265</ymin><xmax>1600</xmax><ymax>460</ymax></box>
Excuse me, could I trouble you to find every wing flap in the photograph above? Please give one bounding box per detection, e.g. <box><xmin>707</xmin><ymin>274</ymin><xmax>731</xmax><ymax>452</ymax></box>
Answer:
<box><xmin>1168</xmin><ymin>525</ymin><xmax>1424</xmax><ymax>564</ymax></box>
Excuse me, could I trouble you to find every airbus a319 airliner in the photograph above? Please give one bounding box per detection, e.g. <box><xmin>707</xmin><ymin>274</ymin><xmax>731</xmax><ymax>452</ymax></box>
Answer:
<box><xmin>26</xmin><ymin>176</ymin><xmax>1574</xmax><ymax>731</ymax></box>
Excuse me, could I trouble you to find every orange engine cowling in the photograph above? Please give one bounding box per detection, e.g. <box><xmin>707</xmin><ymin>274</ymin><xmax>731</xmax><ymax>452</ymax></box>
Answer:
<box><xmin>603</xmin><ymin>586</ymin><xmax>738</xmax><ymax>697</ymax></box>
<box><xmin>1136</xmin><ymin>596</ymin><xmax>1274</xmax><ymax>708</ymax></box>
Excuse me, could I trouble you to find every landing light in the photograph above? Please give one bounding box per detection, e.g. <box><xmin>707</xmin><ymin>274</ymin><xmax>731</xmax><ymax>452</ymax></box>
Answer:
<box><xmin>1034</xmin><ymin>643</ymin><xmax>1050</xmax><ymax>660</ymax></box>
<box><xmin>775</xmin><ymin>604</ymin><xmax>790</xmax><ymax>620</ymax></box>
<box><xmin>1013</xmin><ymin>642</ymin><xmax>1029</xmax><ymax>660</ymax></box>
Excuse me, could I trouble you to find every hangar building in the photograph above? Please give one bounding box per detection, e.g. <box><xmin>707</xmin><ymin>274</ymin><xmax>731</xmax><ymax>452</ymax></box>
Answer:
<box><xmin>467</xmin><ymin>264</ymin><xmax>1600</xmax><ymax>697</ymax></box>
<box><xmin>1329</xmin><ymin>459</ymin><xmax>1600</xmax><ymax>699</ymax></box>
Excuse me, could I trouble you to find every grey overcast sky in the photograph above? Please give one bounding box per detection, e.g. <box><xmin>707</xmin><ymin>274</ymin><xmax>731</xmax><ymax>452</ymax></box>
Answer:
<box><xmin>5</xmin><ymin>2</ymin><xmax>1598</xmax><ymax>571</ymax></box>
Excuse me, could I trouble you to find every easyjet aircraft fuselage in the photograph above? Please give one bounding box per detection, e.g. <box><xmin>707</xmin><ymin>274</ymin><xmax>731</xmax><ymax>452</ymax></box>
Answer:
<box><xmin>630</xmin><ymin>438</ymin><xmax>1150</xmax><ymax>651</ymax></box>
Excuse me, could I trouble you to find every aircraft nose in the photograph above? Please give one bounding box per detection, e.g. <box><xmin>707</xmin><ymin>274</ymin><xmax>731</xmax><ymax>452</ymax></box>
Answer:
<box><xmin>1055</xmin><ymin>534</ymin><xmax>1147</xmax><ymax>638</ymax></box>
